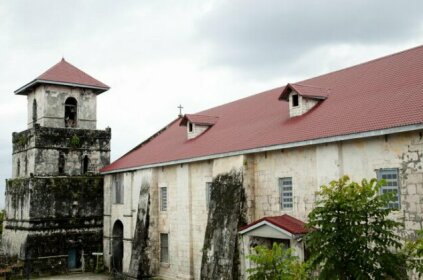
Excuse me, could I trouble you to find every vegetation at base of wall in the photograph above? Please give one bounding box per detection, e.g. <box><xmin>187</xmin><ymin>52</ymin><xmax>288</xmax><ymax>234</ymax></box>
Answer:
<box><xmin>403</xmin><ymin>230</ymin><xmax>423</xmax><ymax>277</ymax></box>
<box><xmin>305</xmin><ymin>175</ymin><xmax>408</xmax><ymax>279</ymax></box>
<box><xmin>247</xmin><ymin>243</ymin><xmax>310</xmax><ymax>280</ymax></box>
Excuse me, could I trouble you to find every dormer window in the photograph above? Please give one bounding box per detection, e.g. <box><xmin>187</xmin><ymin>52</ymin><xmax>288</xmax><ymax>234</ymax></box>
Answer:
<box><xmin>180</xmin><ymin>114</ymin><xmax>218</xmax><ymax>140</ymax></box>
<box><xmin>279</xmin><ymin>83</ymin><xmax>329</xmax><ymax>118</ymax></box>
<box><xmin>292</xmin><ymin>94</ymin><xmax>299</xmax><ymax>107</ymax></box>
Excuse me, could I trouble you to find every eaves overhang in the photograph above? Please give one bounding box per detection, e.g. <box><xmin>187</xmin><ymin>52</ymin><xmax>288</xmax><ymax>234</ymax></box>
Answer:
<box><xmin>101</xmin><ymin>123</ymin><xmax>423</xmax><ymax>175</ymax></box>
<box><xmin>15</xmin><ymin>79</ymin><xmax>110</xmax><ymax>95</ymax></box>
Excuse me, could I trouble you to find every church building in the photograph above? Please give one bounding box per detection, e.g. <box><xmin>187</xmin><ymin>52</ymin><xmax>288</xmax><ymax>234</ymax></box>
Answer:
<box><xmin>101</xmin><ymin>45</ymin><xmax>423</xmax><ymax>279</ymax></box>
<box><xmin>3</xmin><ymin>59</ymin><xmax>111</xmax><ymax>274</ymax></box>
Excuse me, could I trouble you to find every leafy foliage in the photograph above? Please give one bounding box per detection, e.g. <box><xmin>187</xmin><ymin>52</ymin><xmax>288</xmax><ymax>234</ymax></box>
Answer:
<box><xmin>403</xmin><ymin>230</ymin><xmax>423</xmax><ymax>277</ymax></box>
<box><xmin>69</xmin><ymin>134</ymin><xmax>81</xmax><ymax>148</ymax></box>
<box><xmin>247</xmin><ymin>242</ymin><xmax>309</xmax><ymax>280</ymax></box>
<box><xmin>306</xmin><ymin>176</ymin><xmax>406</xmax><ymax>279</ymax></box>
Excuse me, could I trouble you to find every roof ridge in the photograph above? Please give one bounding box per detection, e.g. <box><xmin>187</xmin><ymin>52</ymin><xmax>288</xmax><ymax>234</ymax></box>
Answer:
<box><xmin>292</xmin><ymin>83</ymin><xmax>329</xmax><ymax>89</ymax></box>
<box><xmin>186</xmin><ymin>113</ymin><xmax>218</xmax><ymax>117</ymax></box>
<box><xmin>198</xmin><ymin>86</ymin><xmax>284</xmax><ymax>115</ymax></box>
<box><xmin>299</xmin><ymin>44</ymin><xmax>423</xmax><ymax>84</ymax></box>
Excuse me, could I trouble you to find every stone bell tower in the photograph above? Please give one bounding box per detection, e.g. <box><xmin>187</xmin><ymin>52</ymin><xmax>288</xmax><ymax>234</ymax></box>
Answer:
<box><xmin>3</xmin><ymin>59</ymin><xmax>111</xmax><ymax>274</ymax></box>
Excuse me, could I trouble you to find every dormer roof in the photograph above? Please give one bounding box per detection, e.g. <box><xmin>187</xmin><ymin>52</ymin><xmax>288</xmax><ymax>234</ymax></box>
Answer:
<box><xmin>180</xmin><ymin>114</ymin><xmax>219</xmax><ymax>126</ymax></box>
<box><xmin>239</xmin><ymin>214</ymin><xmax>308</xmax><ymax>236</ymax></box>
<box><xmin>279</xmin><ymin>83</ymin><xmax>329</xmax><ymax>101</ymax></box>
<box><xmin>15</xmin><ymin>58</ymin><xmax>110</xmax><ymax>95</ymax></box>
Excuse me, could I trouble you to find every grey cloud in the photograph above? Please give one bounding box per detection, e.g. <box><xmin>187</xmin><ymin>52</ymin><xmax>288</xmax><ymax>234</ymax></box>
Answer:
<box><xmin>197</xmin><ymin>0</ymin><xmax>423</xmax><ymax>74</ymax></box>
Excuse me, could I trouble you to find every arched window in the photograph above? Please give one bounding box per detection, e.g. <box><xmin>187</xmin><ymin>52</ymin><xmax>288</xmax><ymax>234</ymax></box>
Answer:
<box><xmin>64</xmin><ymin>97</ymin><xmax>77</xmax><ymax>128</ymax></box>
<box><xmin>82</xmin><ymin>155</ymin><xmax>89</xmax><ymax>174</ymax></box>
<box><xmin>17</xmin><ymin>159</ymin><xmax>20</xmax><ymax>177</ymax></box>
<box><xmin>24</xmin><ymin>155</ymin><xmax>28</xmax><ymax>176</ymax></box>
<box><xmin>112</xmin><ymin>220</ymin><xmax>124</xmax><ymax>272</ymax></box>
<box><xmin>58</xmin><ymin>153</ymin><xmax>65</xmax><ymax>174</ymax></box>
<box><xmin>32</xmin><ymin>99</ymin><xmax>37</xmax><ymax>124</ymax></box>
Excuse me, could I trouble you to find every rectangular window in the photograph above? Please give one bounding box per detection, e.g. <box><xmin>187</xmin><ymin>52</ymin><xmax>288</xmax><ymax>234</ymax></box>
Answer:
<box><xmin>206</xmin><ymin>182</ymin><xmax>212</xmax><ymax>209</ymax></box>
<box><xmin>292</xmin><ymin>94</ymin><xmax>299</xmax><ymax>107</ymax></box>
<box><xmin>161</xmin><ymin>187</ymin><xmax>168</xmax><ymax>211</ymax></box>
<box><xmin>279</xmin><ymin>177</ymin><xmax>293</xmax><ymax>209</ymax></box>
<box><xmin>113</xmin><ymin>176</ymin><xmax>124</xmax><ymax>204</ymax></box>
<box><xmin>377</xmin><ymin>168</ymin><xmax>400</xmax><ymax>209</ymax></box>
<box><xmin>160</xmin><ymin>233</ymin><xmax>169</xmax><ymax>263</ymax></box>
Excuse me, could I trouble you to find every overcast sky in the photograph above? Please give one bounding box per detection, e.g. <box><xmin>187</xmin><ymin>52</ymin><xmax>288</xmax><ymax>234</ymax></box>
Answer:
<box><xmin>1</xmin><ymin>0</ymin><xmax>423</xmax><ymax>208</ymax></box>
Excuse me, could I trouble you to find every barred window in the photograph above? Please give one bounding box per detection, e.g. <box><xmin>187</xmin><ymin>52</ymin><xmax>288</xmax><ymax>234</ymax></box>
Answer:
<box><xmin>206</xmin><ymin>182</ymin><xmax>212</xmax><ymax>209</ymax></box>
<box><xmin>279</xmin><ymin>177</ymin><xmax>293</xmax><ymax>209</ymax></box>
<box><xmin>113</xmin><ymin>175</ymin><xmax>124</xmax><ymax>204</ymax></box>
<box><xmin>377</xmin><ymin>168</ymin><xmax>400</xmax><ymax>209</ymax></box>
<box><xmin>160</xmin><ymin>233</ymin><xmax>169</xmax><ymax>263</ymax></box>
<box><xmin>161</xmin><ymin>187</ymin><xmax>168</xmax><ymax>211</ymax></box>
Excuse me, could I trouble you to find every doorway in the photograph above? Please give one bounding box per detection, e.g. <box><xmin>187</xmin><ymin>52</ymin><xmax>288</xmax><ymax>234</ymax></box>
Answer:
<box><xmin>68</xmin><ymin>248</ymin><xmax>81</xmax><ymax>269</ymax></box>
<box><xmin>112</xmin><ymin>220</ymin><xmax>124</xmax><ymax>272</ymax></box>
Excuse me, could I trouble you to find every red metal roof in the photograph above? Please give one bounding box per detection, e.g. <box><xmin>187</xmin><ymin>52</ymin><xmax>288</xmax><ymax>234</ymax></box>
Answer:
<box><xmin>180</xmin><ymin>114</ymin><xmax>219</xmax><ymax>126</ymax></box>
<box><xmin>15</xmin><ymin>58</ymin><xmax>109</xmax><ymax>95</ymax></box>
<box><xmin>102</xmin><ymin>45</ymin><xmax>423</xmax><ymax>173</ymax></box>
<box><xmin>239</xmin><ymin>214</ymin><xmax>308</xmax><ymax>235</ymax></box>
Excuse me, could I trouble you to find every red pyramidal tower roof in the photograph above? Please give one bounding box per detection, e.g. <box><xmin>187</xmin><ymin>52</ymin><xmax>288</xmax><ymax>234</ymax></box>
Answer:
<box><xmin>15</xmin><ymin>58</ymin><xmax>110</xmax><ymax>95</ymax></box>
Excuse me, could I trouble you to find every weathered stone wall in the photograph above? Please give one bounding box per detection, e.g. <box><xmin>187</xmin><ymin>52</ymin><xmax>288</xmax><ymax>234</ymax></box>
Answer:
<box><xmin>104</xmin><ymin>131</ymin><xmax>423</xmax><ymax>279</ymax></box>
<box><xmin>26</xmin><ymin>84</ymin><xmax>97</xmax><ymax>130</ymax></box>
<box><xmin>200</xmin><ymin>170</ymin><xmax>246</xmax><ymax>280</ymax></box>
<box><xmin>399</xmin><ymin>133</ymin><xmax>423</xmax><ymax>235</ymax></box>
<box><xmin>12</xmin><ymin>125</ymin><xmax>111</xmax><ymax>177</ymax></box>
<box><xmin>103</xmin><ymin>156</ymin><xmax>244</xmax><ymax>279</ymax></box>
<box><xmin>3</xmin><ymin>176</ymin><xmax>103</xmax><ymax>259</ymax></box>
<box><xmin>103</xmin><ymin>169</ymin><xmax>159</xmax><ymax>275</ymax></box>
<box><xmin>25</xmin><ymin>230</ymin><xmax>103</xmax><ymax>276</ymax></box>
<box><xmin>128</xmin><ymin>179</ymin><xmax>152</xmax><ymax>278</ymax></box>
<box><xmin>252</xmin><ymin>131</ymin><xmax>423</xmax><ymax>233</ymax></box>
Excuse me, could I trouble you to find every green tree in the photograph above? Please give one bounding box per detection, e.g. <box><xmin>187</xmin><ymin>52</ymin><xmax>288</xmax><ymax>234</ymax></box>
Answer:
<box><xmin>247</xmin><ymin>242</ymin><xmax>309</xmax><ymax>280</ymax></box>
<box><xmin>306</xmin><ymin>176</ymin><xmax>406</xmax><ymax>279</ymax></box>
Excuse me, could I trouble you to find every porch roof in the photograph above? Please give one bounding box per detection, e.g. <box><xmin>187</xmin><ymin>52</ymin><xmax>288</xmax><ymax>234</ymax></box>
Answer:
<box><xmin>239</xmin><ymin>214</ymin><xmax>308</xmax><ymax>236</ymax></box>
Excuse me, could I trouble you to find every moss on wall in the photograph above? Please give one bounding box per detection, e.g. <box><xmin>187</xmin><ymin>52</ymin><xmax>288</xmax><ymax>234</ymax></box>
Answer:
<box><xmin>5</xmin><ymin>176</ymin><xmax>104</xmax><ymax>275</ymax></box>
<box><xmin>6</xmin><ymin>176</ymin><xmax>103</xmax><ymax>230</ymax></box>
<box><xmin>200</xmin><ymin>170</ymin><xmax>246</xmax><ymax>280</ymax></box>
<box><xmin>34</xmin><ymin>126</ymin><xmax>111</xmax><ymax>151</ymax></box>
<box><xmin>128</xmin><ymin>180</ymin><xmax>152</xmax><ymax>278</ymax></box>
<box><xmin>20</xmin><ymin>231</ymin><xmax>103</xmax><ymax>277</ymax></box>
<box><xmin>6</xmin><ymin>178</ymin><xmax>30</xmax><ymax>210</ymax></box>
<box><xmin>12</xmin><ymin>130</ymin><xmax>32</xmax><ymax>152</ymax></box>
